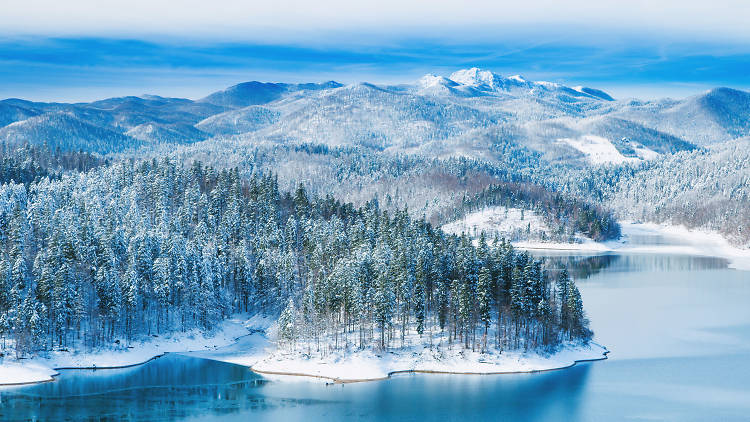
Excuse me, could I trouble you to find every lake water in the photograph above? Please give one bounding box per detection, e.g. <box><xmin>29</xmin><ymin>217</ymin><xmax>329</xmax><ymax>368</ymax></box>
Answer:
<box><xmin>2</xmin><ymin>241</ymin><xmax>750</xmax><ymax>421</ymax></box>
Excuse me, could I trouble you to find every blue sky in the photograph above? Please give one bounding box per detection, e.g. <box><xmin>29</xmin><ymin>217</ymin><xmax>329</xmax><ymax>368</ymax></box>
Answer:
<box><xmin>2</xmin><ymin>1</ymin><xmax>749</xmax><ymax>102</ymax></box>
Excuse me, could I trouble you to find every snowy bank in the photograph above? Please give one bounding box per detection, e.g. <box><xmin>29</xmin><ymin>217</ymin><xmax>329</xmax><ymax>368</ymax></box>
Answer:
<box><xmin>250</xmin><ymin>342</ymin><xmax>608</xmax><ymax>383</ymax></box>
<box><xmin>0</xmin><ymin>361</ymin><xmax>59</xmax><ymax>386</ymax></box>
<box><xmin>0</xmin><ymin>314</ymin><xmax>272</xmax><ymax>386</ymax></box>
<box><xmin>605</xmin><ymin>222</ymin><xmax>750</xmax><ymax>271</ymax></box>
<box><xmin>0</xmin><ymin>314</ymin><xmax>608</xmax><ymax>386</ymax></box>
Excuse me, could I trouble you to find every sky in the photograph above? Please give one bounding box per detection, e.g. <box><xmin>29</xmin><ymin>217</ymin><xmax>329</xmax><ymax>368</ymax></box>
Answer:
<box><xmin>1</xmin><ymin>0</ymin><xmax>749</xmax><ymax>102</ymax></box>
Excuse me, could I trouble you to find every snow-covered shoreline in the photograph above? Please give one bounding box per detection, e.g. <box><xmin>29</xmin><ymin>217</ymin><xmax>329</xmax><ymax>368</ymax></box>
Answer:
<box><xmin>0</xmin><ymin>314</ymin><xmax>271</xmax><ymax>386</ymax></box>
<box><xmin>0</xmin><ymin>312</ymin><xmax>608</xmax><ymax>386</ymax></box>
<box><xmin>249</xmin><ymin>342</ymin><xmax>608</xmax><ymax>383</ymax></box>
<box><xmin>514</xmin><ymin>222</ymin><xmax>750</xmax><ymax>271</ymax></box>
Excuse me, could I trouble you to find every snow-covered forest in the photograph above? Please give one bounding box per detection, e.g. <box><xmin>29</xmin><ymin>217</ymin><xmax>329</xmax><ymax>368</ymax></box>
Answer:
<box><xmin>0</xmin><ymin>157</ymin><xmax>590</xmax><ymax>357</ymax></box>
<box><xmin>1</xmin><ymin>67</ymin><xmax>748</xmax><ymax>361</ymax></box>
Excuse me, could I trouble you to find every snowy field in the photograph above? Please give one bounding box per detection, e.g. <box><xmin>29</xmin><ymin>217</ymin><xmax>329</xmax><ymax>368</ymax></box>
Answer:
<box><xmin>557</xmin><ymin>135</ymin><xmax>659</xmax><ymax>165</ymax></box>
<box><xmin>442</xmin><ymin>207</ymin><xmax>553</xmax><ymax>242</ymax></box>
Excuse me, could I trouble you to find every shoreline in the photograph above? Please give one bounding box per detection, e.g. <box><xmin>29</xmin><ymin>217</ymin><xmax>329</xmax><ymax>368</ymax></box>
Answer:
<box><xmin>248</xmin><ymin>342</ymin><xmax>609</xmax><ymax>384</ymax></box>
<box><xmin>513</xmin><ymin>222</ymin><xmax>750</xmax><ymax>270</ymax></box>
<box><xmin>0</xmin><ymin>325</ymin><xmax>609</xmax><ymax>387</ymax></box>
<box><xmin>0</xmin><ymin>315</ymin><xmax>271</xmax><ymax>387</ymax></box>
<box><xmin>0</xmin><ymin>354</ymin><xmax>168</xmax><ymax>387</ymax></box>
<box><xmin>250</xmin><ymin>345</ymin><xmax>610</xmax><ymax>384</ymax></box>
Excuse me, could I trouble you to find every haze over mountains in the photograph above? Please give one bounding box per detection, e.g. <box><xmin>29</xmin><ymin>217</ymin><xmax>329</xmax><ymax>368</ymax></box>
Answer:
<box><xmin>1</xmin><ymin>68</ymin><xmax>748</xmax><ymax>163</ymax></box>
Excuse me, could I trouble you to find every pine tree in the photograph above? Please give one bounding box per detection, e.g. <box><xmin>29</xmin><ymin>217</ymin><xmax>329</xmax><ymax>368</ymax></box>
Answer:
<box><xmin>278</xmin><ymin>298</ymin><xmax>298</xmax><ymax>349</ymax></box>
<box><xmin>477</xmin><ymin>266</ymin><xmax>492</xmax><ymax>351</ymax></box>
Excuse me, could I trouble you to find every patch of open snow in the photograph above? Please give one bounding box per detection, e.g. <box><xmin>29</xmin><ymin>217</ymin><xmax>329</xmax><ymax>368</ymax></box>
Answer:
<box><xmin>558</xmin><ymin>135</ymin><xmax>640</xmax><ymax>165</ymax></box>
<box><xmin>251</xmin><ymin>336</ymin><xmax>606</xmax><ymax>383</ymax></box>
<box><xmin>0</xmin><ymin>361</ymin><xmax>58</xmax><ymax>385</ymax></box>
<box><xmin>442</xmin><ymin>207</ymin><xmax>550</xmax><ymax>241</ymax></box>
<box><xmin>632</xmin><ymin>144</ymin><xmax>660</xmax><ymax>160</ymax></box>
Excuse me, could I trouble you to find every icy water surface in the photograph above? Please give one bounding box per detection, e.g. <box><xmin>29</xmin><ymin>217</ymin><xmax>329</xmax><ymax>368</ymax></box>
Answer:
<box><xmin>2</xmin><ymin>249</ymin><xmax>750</xmax><ymax>421</ymax></box>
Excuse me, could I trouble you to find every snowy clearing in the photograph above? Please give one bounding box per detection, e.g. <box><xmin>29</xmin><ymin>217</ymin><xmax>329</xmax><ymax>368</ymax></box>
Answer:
<box><xmin>442</xmin><ymin>207</ymin><xmax>553</xmax><ymax>242</ymax></box>
<box><xmin>558</xmin><ymin>135</ymin><xmax>639</xmax><ymax>165</ymax></box>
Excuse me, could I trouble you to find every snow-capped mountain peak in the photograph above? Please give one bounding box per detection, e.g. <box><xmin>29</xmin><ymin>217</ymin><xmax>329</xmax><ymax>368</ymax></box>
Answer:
<box><xmin>447</xmin><ymin>67</ymin><xmax>539</xmax><ymax>93</ymax></box>
<box><xmin>449</xmin><ymin>67</ymin><xmax>501</xmax><ymax>88</ymax></box>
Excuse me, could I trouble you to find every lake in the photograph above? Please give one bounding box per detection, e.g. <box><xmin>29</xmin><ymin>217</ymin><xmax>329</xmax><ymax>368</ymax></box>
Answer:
<box><xmin>2</xmin><ymin>241</ymin><xmax>749</xmax><ymax>421</ymax></box>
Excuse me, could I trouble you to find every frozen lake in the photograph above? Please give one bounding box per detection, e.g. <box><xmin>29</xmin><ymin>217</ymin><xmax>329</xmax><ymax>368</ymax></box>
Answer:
<box><xmin>2</xmin><ymin>238</ymin><xmax>749</xmax><ymax>421</ymax></box>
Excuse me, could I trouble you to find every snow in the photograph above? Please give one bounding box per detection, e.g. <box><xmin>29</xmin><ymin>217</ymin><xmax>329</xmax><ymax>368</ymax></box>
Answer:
<box><xmin>513</xmin><ymin>239</ymin><xmax>610</xmax><ymax>252</ymax></box>
<box><xmin>1</xmin><ymin>308</ymin><xmax>607</xmax><ymax>386</ymax></box>
<box><xmin>441</xmin><ymin>207</ymin><xmax>550</xmax><ymax>241</ymax></box>
<box><xmin>558</xmin><ymin>135</ymin><xmax>639</xmax><ymax>165</ymax></box>
<box><xmin>604</xmin><ymin>222</ymin><xmax>750</xmax><ymax>271</ymax></box>
<box><xmin>514</xmin><ymin>221</ymin><xmax>750</xmax><ymax>271</ymax></box>
<box><xmin>631</xmin><ymin>143</ymin><xmax>660</xmax><ymax>160</ymax></box>
<box><xmin>179</xmin><ymin>315</ymin><xmax>274</xmax><ymax>367</ymax></box>
<box><xmin>443</xmin><ymin>207</ymin><xmax>750</xmax><ymax>270</ymax></box>
<box><xmin>449</xmin><ymin>68</ymin><xmax>498</xmax><ymax>87</ymax></box>
<box><xmin>251</xmin><ymin>333</ymin><xmax>606</xmax><ymax>383</ymax></box>
<box><xmin>0</xmin><ymin>361</ymin><xmax>58</xmax><ymax>385</ymax></box>
<box><xmin>0</xmin><ymin>314</ymin><xmax>269</xmax><ymax>386</ymax></box>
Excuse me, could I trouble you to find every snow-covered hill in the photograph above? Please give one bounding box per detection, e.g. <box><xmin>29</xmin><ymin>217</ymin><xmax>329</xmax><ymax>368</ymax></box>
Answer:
<box><xmin>2</xmin><ymin>67</ymin><xmax>748</xmax><ymax>161</ymax></box>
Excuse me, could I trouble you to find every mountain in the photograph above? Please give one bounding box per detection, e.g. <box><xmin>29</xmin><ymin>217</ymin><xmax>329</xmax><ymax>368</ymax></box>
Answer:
<box><xmin>4</xmin><ymin>67</ymin><xmax>748</xmax><ymax>165</ymax></box>
<box><xmin>198</xmin><ymin>81</ymin><xmax>343</xmax><ymax>108</ymax></box>
<box><xmin>0</xmin><ymin>102</ymin><xmax>40</xmax><ymax>127</ymax></box>
<box><xmin>612</xmin><ymin>87</ymin><xmax>750</xmax><ymax>145</ymax></box>
<box><xmin>195</xmin><ymin>105</ymin><xmax>280</xmax><ymax>136</ymax></box>
<box><xmin>125</xmin><ymin>122</ymin><xmax>207</xmax><ymax>144</ymax></box>
<box><xmin>0</xmin><ymin>112</ymin><xmax>141</xmax><ymax>153</ymax></box>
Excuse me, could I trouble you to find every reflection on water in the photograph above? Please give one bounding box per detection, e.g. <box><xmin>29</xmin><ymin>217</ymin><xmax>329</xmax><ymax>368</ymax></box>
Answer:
<box><xmin>538</xmin><ymin>252</ymin><xmax>729</xmax><ymax>279</ymax></box>
<box><xmin>0</xmin><ymin>353</ymin><xmax>591</xmax><ymax>422</ymax></box>
<box><xmin>0</xmin><ymin>355</ymin><xmax>321</xmax><ymax>421</ymax></box>
<box><xmin>1</xmin><ymin>251</ymin><xmax>750</xmax><ymax>421</ymax></box>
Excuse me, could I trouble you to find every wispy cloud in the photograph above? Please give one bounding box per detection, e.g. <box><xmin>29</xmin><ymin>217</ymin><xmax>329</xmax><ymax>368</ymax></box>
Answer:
<box><xmin>1</xmin><ymin>33</ymin><xmax>749</xmax><ymax>102</ymax></box>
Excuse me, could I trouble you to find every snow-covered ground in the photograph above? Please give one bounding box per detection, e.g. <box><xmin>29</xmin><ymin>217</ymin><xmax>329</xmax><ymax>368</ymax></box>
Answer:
<box><xmin>558</xmin><ymin>135</ymin><xmax>639</xmax><ymax>165</ymax></box>
<box><xmin>251</xmin><ymin>341</ymin><xmax>607</xmax><ymax>383</ymax></box>
<box><xmin>0</xmin><ymin>311</ymin><xmax>606</xmax><ymax>385</ymax></box>
<box><xmin>442</xmin><ymin>207</ymin><xmax>553</xmax><ymax>242</ymax></box>
<box><xmin>0</xmin><ymin>314</ymin><xmax>272</xmax><ymax>386</ymax></box>
<box><xmin>190</xmin><ymin>316</ymin><xmax>607</xmax><ymax>383</ymax></box>
<box><xmin>557</xmin><ymin>135</ymin><xmax>659</xmax><ymax>165</ymax></box>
